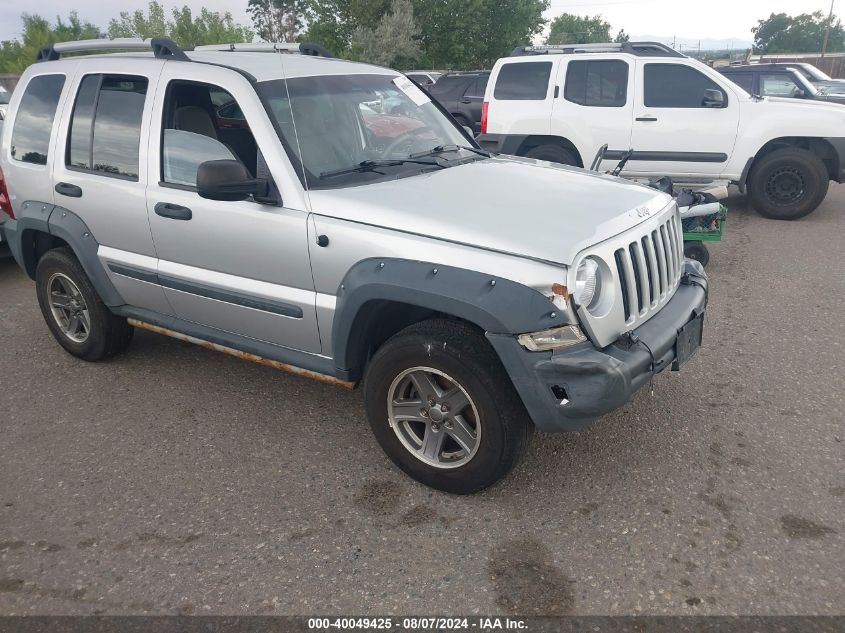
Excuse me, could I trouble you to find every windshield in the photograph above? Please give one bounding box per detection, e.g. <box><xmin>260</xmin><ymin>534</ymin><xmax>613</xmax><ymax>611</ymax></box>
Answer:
<box><xmin>258</xmin><ymin>73</ymin><xmax>478</xmax><ymax>189</ymax></box>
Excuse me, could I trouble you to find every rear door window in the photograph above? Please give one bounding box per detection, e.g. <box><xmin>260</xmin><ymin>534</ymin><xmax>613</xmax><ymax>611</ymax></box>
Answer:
<box><xmin>10</xmin><ymin>74</ymin><xmax>66</xmax><ymax>165</ymax></box>
<box><xmin>644</xmin><ymin>64</ymin><xmax>726</xmax><ymax>108</ymax></box>
<box><xmin>66</xmin><ymin>74</ymin><xmax>148</xmax><ymax>179</ymax></box>
<box><xmin>565</xmin><ymin>60</ymin><xmax>628</xmax><ymax>107</ymax></box>
<box><xmin>494</xmin><ymin>62</ymin><xmax>552</xmax><ymax>100</ymax></box>
<box><xmin>464</xmin><ymin>76</ymin><xmax>489</xmax><ymax>98</ymax></box>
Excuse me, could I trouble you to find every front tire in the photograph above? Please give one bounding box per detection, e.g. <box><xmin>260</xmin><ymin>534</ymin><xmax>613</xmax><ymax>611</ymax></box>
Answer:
<box><xmin>523</xmin><ymin>144</ymin><xmax>579</xmax><ymax>166</ymax></box>
<box><xmin>363</xmin><ymin>319</ymin><xmax>531</xmax><ymax>494</ymax></box>
<box><xmin>36</xmin><ymin>247</ymin><xmax>134</xmax><ymax>361</ymax></box>
<box><xmin>747</xmin><ymin>148</ymin><xmax>829</xmax><ymax>220</ymax></box>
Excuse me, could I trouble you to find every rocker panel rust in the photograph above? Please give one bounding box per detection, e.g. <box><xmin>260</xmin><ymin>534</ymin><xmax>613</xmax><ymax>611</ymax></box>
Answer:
<box><xmin>128</xmin><ymin>319</ymin><xmax>355</xmax><ymax>389</ymax></box>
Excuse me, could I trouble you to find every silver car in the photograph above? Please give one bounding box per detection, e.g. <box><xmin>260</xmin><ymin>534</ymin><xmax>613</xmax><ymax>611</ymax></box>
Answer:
<box><xmin>0</xmin><ymin>39</ymin><xmax>707</xmax><ymax>493</ymax></box>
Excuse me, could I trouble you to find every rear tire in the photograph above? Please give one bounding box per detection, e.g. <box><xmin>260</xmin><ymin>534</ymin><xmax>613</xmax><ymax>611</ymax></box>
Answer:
<box><xmin>747</xmin><ymin>147</ymin><xmax>828</xmax><ymax>220</ymax></box>
<box><xmin>363</xmin><ymin>319</ymin><xmax>531</xmax><ymax>494</ymax></box>
<box><xmin>524</xmin><ymin>143</ymin><xmax>579</xmax><ymax>166</ymax></box>
<box><xmin>35</xmin><ymin>247</ymin><xmax>134</xmax><ymax>361</ymax></box>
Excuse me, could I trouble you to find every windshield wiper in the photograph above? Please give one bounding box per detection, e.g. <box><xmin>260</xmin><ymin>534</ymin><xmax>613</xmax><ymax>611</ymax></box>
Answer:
<box><xmin>409</xmin><ymin>144</ymin><xmax>492</xmax><ymax>160</ymax></box>
<box><xmin>319</xmin><ymin>158</ymin><xmax>443</xmax><ymax>179</ymax></box>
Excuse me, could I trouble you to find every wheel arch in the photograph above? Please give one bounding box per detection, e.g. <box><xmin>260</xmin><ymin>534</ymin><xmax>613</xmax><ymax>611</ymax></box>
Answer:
<box><xmin>747</xmin><ymin>137</ymin><xmax>839</xmax><ymax>182</ymax></box>
<box><xmin>8</xmin><ymin>202</ymin><xmax>123</xmax><ymax>305</ymax></box>
<box><xmin>331</xmin><ymin>258</ymin><xmax>568</xmax><ymax>379</ymax></box>
<box><xmin>515</xmin><ymin>135</ymin><xmax>584</xmax><ymax>167</ymax></box>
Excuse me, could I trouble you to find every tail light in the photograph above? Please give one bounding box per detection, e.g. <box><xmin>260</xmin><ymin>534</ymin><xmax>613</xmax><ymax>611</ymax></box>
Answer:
<box><xmin>0</xmin><ymin>165</ymin><xmax>13</xmax><ymax>220</ymax></box>
<box><xmin>480</xmin><ymin>101</ymin><xmax>489</xmax><ymax>135</ymax></box>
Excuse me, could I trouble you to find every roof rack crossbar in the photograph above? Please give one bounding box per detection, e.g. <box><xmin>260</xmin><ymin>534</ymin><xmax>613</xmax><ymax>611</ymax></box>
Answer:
<box><xmin>192</xmin><ymin>42</ymin><xmax>333</xmax><ymax>58</ymax></box>
<box><xmin>511</xmin><ymin>41</ymin><xmax>684</xmax><ymax>58</ymax></box>
<box><xmin>36</xmin><ymin>38</ymin><xmax>189</xmax><ymax>62</ymax></box>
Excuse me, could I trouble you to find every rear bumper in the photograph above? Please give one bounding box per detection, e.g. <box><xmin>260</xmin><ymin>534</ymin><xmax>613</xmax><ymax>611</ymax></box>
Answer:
<box><xmin>487</xmin><ymin>261</ymin><xmax>708</xmax><ymax>432</ymax></box>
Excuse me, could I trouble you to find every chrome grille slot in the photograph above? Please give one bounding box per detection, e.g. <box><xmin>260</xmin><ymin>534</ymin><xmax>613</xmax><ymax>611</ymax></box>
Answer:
<box><xmin>629</xmin><ymin>243</ymin><xmax>646</xmax><ymax>314</ymax></box>
<box><xmin>640</xmin><ymin>236</ymin><xmax>656</xmax><ymax>305</ymax></box>
<box><xmin>614</xmin><ymin>249</ymin><xmax>631</xmax><ymax>321</ymax></box>
<box><xmin>652</xmin><ymin>229</ymin><xmax>666</xmax><ymax>295</ymax></box>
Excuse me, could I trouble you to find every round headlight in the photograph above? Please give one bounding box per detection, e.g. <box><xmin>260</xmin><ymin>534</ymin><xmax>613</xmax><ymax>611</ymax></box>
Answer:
<box><xmin>574</xmin><ymin>258</ymin><xmax>602</xmax><ymax>310</ymax></box>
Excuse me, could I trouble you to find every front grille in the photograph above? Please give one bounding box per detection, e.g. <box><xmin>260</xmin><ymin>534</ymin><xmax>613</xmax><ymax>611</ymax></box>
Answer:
<box><xmin>613</xmin><ymin>212</ymin><xmax>683</xmax><ymax>323</ymax></box>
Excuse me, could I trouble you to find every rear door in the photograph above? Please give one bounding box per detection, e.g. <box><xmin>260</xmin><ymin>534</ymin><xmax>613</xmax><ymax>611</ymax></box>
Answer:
<box><xmin>485</xmin><ymin>59</ymin><xmax>555</xmax><ymax>136</ymax></box>
<box><xmin>52</xmin><ymin>60</ymin><xmax>172</xmax><ymax>315</ymax></box>
<box><xmin>552</xmin><ymin>57</ymin><xmax>634</xmax><ymax>170</ymax></box>
<box><xmin>628</xmin><ymin>60</ymin><xmax>740</xmax><ymax>177</ymax></box>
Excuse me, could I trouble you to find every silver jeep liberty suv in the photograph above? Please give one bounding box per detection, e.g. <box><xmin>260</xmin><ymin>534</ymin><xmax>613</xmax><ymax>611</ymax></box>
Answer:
<box><xmin>0</xmin><ymin>39</ymin><xmax>708</xmax><ymax>493</ymax></box>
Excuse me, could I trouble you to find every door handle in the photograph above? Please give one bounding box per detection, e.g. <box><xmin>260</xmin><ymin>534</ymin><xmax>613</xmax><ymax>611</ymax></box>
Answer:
<box><xmin>460</xmin><ymin>98</ymin><xmax>472</xmax><ymax>104</ymax></box>
<box><xmin>154</xmin><ymin>202</ymin><xmax>192</xmax><ymax>221</ymax></box>
<box><xmin>55</xmin><ymin>182</ymin><xmax>82</xmax><ymax>197</ymax></box>
<box><xmin>636</xmin><ymin>116</ymin><xmax>658</xmax><ymax>122</ymax></box>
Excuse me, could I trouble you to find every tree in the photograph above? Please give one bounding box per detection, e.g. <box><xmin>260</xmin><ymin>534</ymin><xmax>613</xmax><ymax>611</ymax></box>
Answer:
<box><xmin>547</xmin><ymin>13</ymin><xmax>611</xmax><ymax>45</ymax></box>
<box><xmin>108</xmin><ymin>2</ymin><xmax>252</xmax><ymax>46</ymax></box>
<box><xmin>302</xmin><ymin>0</ymin><xmax>547</xmax><ymax>69</ymax></box>
<box><xmin>247</xmin><ymin>0</ymin><xmax>306</xmax><ymax>42</ymax></box>
<box><xmin>752</xmin><ymin>11</ymin><xmax>845</xmax><ymax>54</ymax></box>
<box><xmin>614</xmin><ymin>29</ymin><xmax>630</xmax><ymax>43</ymax></box>
<box><xmin>349</xmin><ymin>0</ymin><xmax>420</xmax><ymax>68</ymax></box>
<box><xmin>0</xmin><ymin>12</ymin><xmax>102</xmax><ymax>73</ymax></box>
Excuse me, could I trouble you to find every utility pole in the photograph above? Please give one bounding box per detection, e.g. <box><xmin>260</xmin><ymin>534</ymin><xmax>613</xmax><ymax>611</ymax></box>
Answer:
<box><xmin>822</xmin><ymin>0</ymin><xmax>835</xmax><ymax>58</ymax></box>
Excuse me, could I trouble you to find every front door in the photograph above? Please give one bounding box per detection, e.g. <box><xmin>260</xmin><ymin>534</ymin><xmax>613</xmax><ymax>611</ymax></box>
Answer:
<box><xmin>145</xmin><ymin>64</ymin><xmax>321</xmax><ymax>353</ymax></box>
<box><xmin>628</xmin><ymin>61</ymin><xmax>740</xmax><ymax>177</ymax></box>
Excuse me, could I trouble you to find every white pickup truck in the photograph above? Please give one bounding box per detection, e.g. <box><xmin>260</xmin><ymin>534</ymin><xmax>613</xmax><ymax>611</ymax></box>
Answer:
<box><xmin>477</xmin><ymin>42</ymin><xmax>845</xmax><ymax>220</ymax></box>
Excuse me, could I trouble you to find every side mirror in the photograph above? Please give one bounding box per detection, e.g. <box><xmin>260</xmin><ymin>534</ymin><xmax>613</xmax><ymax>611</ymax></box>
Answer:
<box><xmin>462</xmin><ymin>125</ymin><xmax>475</xmax><ymax>138</ymax></box>
<box><xmin>794</xmin><ymin>88</ymin><xmax>806</xmax><ymax>98</ymax></box>
<box><xmin>196</xmin><ymin>159</ymin><xmax>268</xmax><ymax>202</ymax></box>
<box><xmin>702</xmin><ymin>89</ymin><xmax>725</xmax><ymax>108</ymax></box>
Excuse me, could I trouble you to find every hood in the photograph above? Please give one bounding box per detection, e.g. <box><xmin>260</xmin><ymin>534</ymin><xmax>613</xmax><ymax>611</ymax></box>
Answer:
<box><xmin>763</xmin><ymin>95</ymin><xmax>845</xmax><ymax>110</ymax></box>
<box><xmin>307</xmin><ymin>156</ymin><xmax>671</xmax><ymax>265</ymax></box>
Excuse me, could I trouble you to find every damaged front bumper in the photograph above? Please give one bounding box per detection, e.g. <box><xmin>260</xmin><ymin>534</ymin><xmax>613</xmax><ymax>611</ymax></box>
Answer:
<box><xmin>487</xmin><ymin>261</ymin><xmax>708</xmax><ymax>433</ymax></box>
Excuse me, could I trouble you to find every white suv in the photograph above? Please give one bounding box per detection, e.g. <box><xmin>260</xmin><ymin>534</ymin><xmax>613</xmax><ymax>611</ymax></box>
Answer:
<box><xmin>477</xmin><ymin>42</ymin><xmax>845</xmax><ymax>220</ymax></box>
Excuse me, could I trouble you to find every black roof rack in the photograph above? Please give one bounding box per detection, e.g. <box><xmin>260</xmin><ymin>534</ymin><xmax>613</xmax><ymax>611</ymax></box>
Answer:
<box><xmin>36</xmin><ymin>38</ymin><xmax>189</xmax><ymax>63</ymax></box>
<box><xmin>511</xmin><ymin>41</ymin><xmax>685</xmax><ymax>58</ymax></box>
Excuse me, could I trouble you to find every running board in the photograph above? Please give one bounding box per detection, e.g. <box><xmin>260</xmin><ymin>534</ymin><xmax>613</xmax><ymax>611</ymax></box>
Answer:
<box><xmin>128</xmin><ymin>319</ymin><xmax>355</xmax><ymax>389</ymax></box>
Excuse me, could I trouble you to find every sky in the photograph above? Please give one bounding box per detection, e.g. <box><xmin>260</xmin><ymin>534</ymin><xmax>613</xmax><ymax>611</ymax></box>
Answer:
<box><xmin>0</xmin><ymin>0</ymin><xmax>837</xmax><ymax>47</ymax></box>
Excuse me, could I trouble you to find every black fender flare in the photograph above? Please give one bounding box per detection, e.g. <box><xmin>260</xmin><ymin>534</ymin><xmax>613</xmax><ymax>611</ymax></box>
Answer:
<box><xmin>331</xmin><ymin>258</ymin><xmax>568</xmax><ymax>372</ymax></box>
<box><xmin>6</xmin><ymin>201</ymin><xmax>123</xmax><ymax>306</ymax></box>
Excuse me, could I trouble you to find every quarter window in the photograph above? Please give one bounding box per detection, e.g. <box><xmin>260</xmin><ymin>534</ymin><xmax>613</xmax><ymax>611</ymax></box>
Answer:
<box><xmin>494</xmin><ymin>62</ymin><xmax>552</xmax><ymax>100</ymax></box>
<box><xmin>565</xmin><ymin>60</ymin><xmax>628</xmax><ymax>107</ymax></box>
<box><xmin>723</xmin><ymin>73</ymin><xmax>754</xmax><ymax>95</ymax></box>
<box><xmin>66</xmin><ymin>74</ymin><xmax>148</xmax><ymax>179</ymax></box>
<box><xmin>11</xmin><ymin>74</ymin><xmax>66</xmax><ymax>165</ymax></box>
<box><xmin>644</xmin><ymin>64</ymin><xmax>726</xmax><ymax>108</ymax></box>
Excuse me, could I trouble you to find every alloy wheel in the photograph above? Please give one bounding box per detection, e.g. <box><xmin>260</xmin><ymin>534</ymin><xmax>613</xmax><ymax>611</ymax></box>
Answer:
<box><xmin>387</xmin><ymin>366</ymin><xmax>481</xmax><ymax>469</ymax></box>
<box><xmin>47</xmin><ymin>273</ymin><xmax>91</xmax><ymax>343</ymax></box>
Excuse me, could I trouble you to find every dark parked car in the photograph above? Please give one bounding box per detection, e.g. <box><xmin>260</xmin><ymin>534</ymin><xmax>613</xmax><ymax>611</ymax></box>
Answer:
<box><xmin>428</xmin><ymin>71</ymin><xmax>490</xmax><ymax>134</ymax></box>
<box><xmin>405</xmin><ymin>71</ymin><xmax>442</xmax><ymax>89</ymax></box>
<box><xmin>719</xmin><ymin>64</ymin><xmax>845</xmax><ymax>105</ymax></box>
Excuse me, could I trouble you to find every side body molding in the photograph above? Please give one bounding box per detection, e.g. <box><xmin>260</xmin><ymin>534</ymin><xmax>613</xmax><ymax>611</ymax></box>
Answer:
<box><xmin>331</xmin><ymin>258</ymin><xmax>569</xmax><ymax>372</ymax></box>
<box><xmin>3</xmin><ymin>201</ymin><xmax>124</xmax><ymax>306</ymax></box>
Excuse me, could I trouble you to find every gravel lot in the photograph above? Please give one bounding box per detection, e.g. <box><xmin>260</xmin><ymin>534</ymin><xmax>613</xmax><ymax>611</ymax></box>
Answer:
<box><xmin>0</xmin><ymin>187</ymin><xmax>842</xmax><ymax>616</ymax></box>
